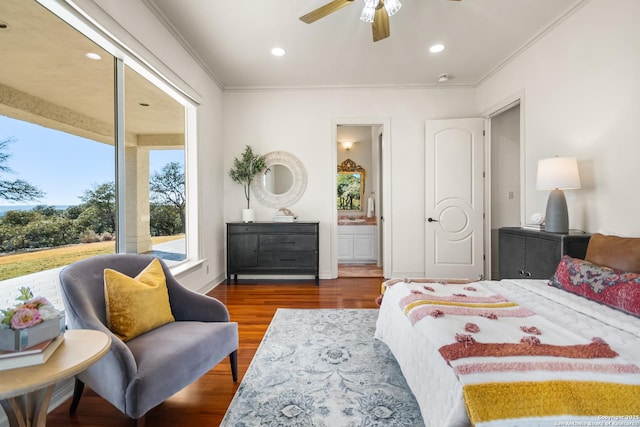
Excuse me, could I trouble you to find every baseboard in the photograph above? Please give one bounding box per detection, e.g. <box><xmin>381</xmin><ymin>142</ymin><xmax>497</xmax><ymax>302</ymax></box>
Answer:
<box><xmin>0</xmin><ymin>377</ymin><xmax>74</xmax><ymax>427</ymax></box>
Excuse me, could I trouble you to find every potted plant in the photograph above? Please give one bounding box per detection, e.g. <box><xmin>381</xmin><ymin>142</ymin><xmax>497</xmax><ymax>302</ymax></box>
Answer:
<box><xmin>228</xmin><ymin>145</ymin><xmax>267</xmax><ymax>222</ymax></box>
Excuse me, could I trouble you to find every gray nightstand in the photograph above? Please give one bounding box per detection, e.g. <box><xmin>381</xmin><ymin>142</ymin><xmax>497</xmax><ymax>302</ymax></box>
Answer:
<box><xmin>498</xmin><ymin>227</ymin><xmax>591</xmax><ymax>280</ymax></box>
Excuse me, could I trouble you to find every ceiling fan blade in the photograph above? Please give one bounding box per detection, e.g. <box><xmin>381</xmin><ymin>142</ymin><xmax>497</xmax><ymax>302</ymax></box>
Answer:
<box><xmin>300</xmin><ymin>0</ymin><xmax>355</xmax><ymax>24</ymax></box>
<box><xmin>372</xmin><ymin>6</ymin><xmax>390</xmax><ymax>42</ymax></box>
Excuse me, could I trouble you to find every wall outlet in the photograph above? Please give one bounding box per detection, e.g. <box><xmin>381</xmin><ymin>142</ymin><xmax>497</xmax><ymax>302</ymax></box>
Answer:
<box><xmin>508</xmin><ymin>191</ymin><xmax>514</xmax><ymax>200</ymax></box>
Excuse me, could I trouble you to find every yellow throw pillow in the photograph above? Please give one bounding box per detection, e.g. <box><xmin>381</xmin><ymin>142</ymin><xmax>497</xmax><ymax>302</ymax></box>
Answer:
<box><xmin>104</xmin><ymin>258</ymin><xmax>175</xmax><ymax>341</ymax></box>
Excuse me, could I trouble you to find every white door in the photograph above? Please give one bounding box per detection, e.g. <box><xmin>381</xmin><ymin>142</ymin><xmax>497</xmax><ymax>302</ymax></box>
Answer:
<box><xmin>425</xmin><ymin>118</ymin><xmax>485</xmax><ymax>279</ymax></box>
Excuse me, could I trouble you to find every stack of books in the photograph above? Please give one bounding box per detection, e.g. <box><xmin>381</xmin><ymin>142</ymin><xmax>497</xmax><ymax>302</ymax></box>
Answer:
<box><xmin>523</xmin><ymin>223</ymin><xmax>545</xmax><ymax>231</ymax></box>
<box><xmin>0</xmin><ymin>334</ymin><xmax>64</xmax><ymax>371</ymax></box>
<box><xmin>273</xmin><ymin>214</ymin><xmax>297</xmax><ymax>223</ymax></box>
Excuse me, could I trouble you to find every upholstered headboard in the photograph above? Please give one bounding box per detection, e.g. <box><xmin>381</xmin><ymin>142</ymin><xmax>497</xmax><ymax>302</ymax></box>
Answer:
<box><xmin>585</xmin><ymin>233</ymin><xmax>640</xmax><ymax>273</ymax></box>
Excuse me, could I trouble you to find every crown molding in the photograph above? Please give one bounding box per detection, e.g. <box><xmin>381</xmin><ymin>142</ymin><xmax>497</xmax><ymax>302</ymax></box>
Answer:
<box><xmin>475</xmin><ymin>0</ymin><xmax>592</xmax><ymax>87</ymax></box>
<box><xmin>223</xmin><ymin>82</ymin><xmax>476</xmax><ymax>93</ymax></box>
<box><xmin>141</xmin><ymin>0</ymin><xmax>225</xmax><ymax>91</ymax></box>
<box><xmin>142</xmin><ymin>0</ymin><xmax>592</xmax><ymax>93</ymax></box>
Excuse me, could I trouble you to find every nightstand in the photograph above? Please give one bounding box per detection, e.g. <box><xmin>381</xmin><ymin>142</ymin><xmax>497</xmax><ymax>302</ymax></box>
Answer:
<box><xmin>498</xmin><ymin>227</ymin><xmax>591</xmax><ymax>280</ymax></box>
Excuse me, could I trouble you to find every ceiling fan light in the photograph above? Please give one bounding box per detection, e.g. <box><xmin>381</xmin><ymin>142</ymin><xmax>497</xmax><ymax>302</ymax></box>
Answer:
<box><xmin>360</xmin><ymin>5</ymin><xmax>376</xmax><ymax>23</ymax></box>
<box><xmin>384</xmin><ymin>0</ymin><xmax>402</xmax><ymax>16</ymax></box>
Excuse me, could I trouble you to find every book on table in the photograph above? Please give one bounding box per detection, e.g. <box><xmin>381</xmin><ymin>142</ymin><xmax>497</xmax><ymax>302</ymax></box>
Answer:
<box><xmin>0</xmin><ymin>334</ymin><xmax>65</xmax><ymax>371</ymax></box>
<box><xmin>522</xmin><ymin>223</ymin><xmax>545</xmax><ymax>231</ymax></box>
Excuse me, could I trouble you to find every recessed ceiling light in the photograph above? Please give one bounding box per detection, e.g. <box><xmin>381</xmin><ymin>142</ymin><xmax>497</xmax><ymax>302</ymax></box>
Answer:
<box><xmin>271</xmin><ymin>47</ymin><xmax>286</xmax><ymax>57</ymax></box>
<box><xmin>429</xmin><ymin>44</ymin><xmax>445</xmax><ymax>53</ymax></box>
<box><xmin>85</xmin><ymin>52</ymin><xmax>102</xmax><ymax>60</ymax></box>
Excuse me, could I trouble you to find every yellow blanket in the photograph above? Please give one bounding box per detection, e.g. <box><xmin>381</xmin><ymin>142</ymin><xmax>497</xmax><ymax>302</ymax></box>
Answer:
<box><xmin>464</xmin><ymin>381</ymin><xmax>640</xmax><ymax>425</ymax></box>
<box><xmin>393</xmin><ymin>280</ymin><xmax>640</xmax><ymax>426</ymax></box>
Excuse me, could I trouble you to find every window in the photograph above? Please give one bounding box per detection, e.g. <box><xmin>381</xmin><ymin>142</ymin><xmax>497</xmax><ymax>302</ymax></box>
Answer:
<box><xmin>123</xmin><ymin>65</ymin><xmax>186</xmax><ymax>264</ymax></box>
<box><xmin>0</xmin><ymin>0</ymin><xmax>196</xmax><ymax>310</ymax></box>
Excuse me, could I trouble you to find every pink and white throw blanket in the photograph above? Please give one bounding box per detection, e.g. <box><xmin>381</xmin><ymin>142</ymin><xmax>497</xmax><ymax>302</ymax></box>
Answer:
<box><xmin>388</xmin><ymin>279</ymin><xmax>640</xmax><ymax>426</ymax></box>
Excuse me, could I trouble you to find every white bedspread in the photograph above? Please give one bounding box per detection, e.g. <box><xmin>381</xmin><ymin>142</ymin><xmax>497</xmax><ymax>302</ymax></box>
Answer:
<box><xmin>374</xmin><ymin>279</ymin><xmax>640</xmax><ymax>427</ymax></box>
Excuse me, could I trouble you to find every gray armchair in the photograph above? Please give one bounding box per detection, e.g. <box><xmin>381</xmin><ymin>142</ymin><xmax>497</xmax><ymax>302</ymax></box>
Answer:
<box><xmin>59</xmin><ymin>254</ymin><xmax>238</xmax><ymax>426</ymax></box>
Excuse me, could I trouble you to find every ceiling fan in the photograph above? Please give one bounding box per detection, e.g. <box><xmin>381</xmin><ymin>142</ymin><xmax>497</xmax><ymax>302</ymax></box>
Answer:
<box><xmin>300</xmin><ymin>0</ymin><xmax>461</xmax><ymax>42</ymax></box>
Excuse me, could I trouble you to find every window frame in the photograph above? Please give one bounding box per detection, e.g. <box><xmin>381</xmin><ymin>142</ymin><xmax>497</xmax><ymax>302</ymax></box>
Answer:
<box><xmin>39</xmin><ymin>0</ymin><xmax>201</xmax><ymax>269</ymax></box>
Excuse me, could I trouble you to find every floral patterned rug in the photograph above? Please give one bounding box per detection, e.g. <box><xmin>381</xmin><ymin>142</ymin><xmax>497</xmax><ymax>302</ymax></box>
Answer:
<box><xmin>220</xmin><ymin>308</ymin><xmax>424</xmax><ymax>427</ymax></box>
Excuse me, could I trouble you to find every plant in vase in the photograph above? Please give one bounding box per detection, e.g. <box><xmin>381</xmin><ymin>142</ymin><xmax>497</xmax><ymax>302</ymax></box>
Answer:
<box><xmin>228</xmin><ymin>145</ymin><xmax>267</xmax><ymax>222</ymax></box>
<box><xmin>0</xmin><ymin>287</ymin><xmax>65</xmax><ymax>351</ymax></box>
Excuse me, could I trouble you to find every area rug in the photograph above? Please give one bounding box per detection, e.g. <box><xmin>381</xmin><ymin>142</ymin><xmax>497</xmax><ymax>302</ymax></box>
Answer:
<box><xmin>220</xmin><ymin>308</ymin><xmax>424</xmax><ymax>426</ymax></box>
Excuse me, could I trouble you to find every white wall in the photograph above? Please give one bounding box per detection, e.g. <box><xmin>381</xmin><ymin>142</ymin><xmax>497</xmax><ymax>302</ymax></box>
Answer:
<box><xmin>223</xmin><ymin>88</ymin><xmax>476</xmax><ymax>278</ymax></box>
<box><xmin>491</xmin><ymin>105</ymin><xmax>521</xmax><ymax>229</ymax></box>
<box><xmin>81</xmin><ymin>0</ymin><xmax>227</xmax><ymax>290</ymax></box>
<box><xmin>477</xmin><ymin>0</ymin><xmax>640</xmax><ymax>237</ymax></box>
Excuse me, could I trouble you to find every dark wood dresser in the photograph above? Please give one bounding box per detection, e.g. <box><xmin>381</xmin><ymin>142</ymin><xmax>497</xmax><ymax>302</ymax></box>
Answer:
<box><xmin>226</xmin><ymin>222</ymin><xmax>319</xmax><ymax>285</ymax></box>
<box><xmin>498</xmin><ymin>227</ymin><xmax>591</xmax><ymax>280</ymax></box>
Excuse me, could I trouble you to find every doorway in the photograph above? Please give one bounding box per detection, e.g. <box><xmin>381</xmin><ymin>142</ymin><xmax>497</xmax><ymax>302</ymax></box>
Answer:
<box><xmin>331</xmin><ymin>118</ymin><xmax>391</xmax><ymax>279</ymax></box>
<box><xmin>489</xmin><ymin>103</ymin><xmax>521</xmax><ymax>279</ymax></box>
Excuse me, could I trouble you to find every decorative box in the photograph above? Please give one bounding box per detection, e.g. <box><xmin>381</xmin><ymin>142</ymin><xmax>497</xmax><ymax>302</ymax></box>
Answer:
<box><xmin>273</xmin><ymin>214</ymin><xmax>297</xmax><ymax>223</ymax></box>
<box><xmin>0</xmin><ymin>314</ymin><xmax>65</xmax><ymax>351</ymax></box>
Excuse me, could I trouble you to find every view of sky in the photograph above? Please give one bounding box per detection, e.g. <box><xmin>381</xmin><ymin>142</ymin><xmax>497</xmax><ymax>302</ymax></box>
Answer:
<box><xmin>0</xmin><ymin>115</ymin><xmax>183</xmax><ymax>206</ymax></box>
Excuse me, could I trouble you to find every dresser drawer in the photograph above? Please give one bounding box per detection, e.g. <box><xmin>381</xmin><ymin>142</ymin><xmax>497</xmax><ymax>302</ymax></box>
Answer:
<box><xmin>228</xmin><ymin>223</ymin><xmax>317</xmax><ymax>235</ymax></box>
<box><xmin>259</xmin><ymin>234</ymin><xmax>317</xmax><ymax>252</ymax></box>
<box><xmin>259</xmin><ymin>251</ymin><xmax>317</xmax><ymax>268</ymax></box>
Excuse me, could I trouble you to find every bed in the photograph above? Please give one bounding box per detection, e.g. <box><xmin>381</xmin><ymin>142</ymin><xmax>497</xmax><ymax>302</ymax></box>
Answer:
<box><xmin>375</xmin><ymin>233</ymin><xmax>640</xmax><ymax>427</ymax></box>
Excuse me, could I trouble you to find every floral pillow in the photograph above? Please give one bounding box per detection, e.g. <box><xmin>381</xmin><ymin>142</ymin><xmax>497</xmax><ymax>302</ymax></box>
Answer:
<box><xmin>549</xmin><ymin>255</ymin><xmax>640</xmax><ymax>318</ymax></box>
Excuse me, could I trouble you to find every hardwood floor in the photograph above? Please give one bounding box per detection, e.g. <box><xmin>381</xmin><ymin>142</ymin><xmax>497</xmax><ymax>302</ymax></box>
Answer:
<box><xmin>46</xmin><ymin>277</ymin><xmax>383</xmax><ymax>426</ymax></box>
<box><xmin>338</xmin><ymin>263</ymin><xmax>383</xmax><ymax>278</ymax></box>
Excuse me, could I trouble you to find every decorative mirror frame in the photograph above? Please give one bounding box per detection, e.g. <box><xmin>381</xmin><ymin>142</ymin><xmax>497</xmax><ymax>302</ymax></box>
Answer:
<box><xmin>337</xmin><ymin>158</ymin><xmax>366</xmax><ymax>211</ymax></box>
<box><xmin>251</xmin><ymin>151</ymin><xmax>307</xmax><ymax>209</ymax></box>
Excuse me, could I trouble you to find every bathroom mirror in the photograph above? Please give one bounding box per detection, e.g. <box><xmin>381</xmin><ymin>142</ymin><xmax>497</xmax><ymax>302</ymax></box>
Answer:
<box><xmin>337</xmin><ymin>159</ymin><xmax>365</xmax><ymax>211</ymax></box>
<box><xmin>251</xmin><ymin>151</ymin><xmax>307</xmax><ymax>208</ymax></box>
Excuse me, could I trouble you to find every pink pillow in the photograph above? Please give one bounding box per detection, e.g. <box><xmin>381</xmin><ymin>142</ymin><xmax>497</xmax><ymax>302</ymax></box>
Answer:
<box><xmin>549</xmin><ymin>255</ymin><xmax>640</xmax><ymax>318</ymax></box>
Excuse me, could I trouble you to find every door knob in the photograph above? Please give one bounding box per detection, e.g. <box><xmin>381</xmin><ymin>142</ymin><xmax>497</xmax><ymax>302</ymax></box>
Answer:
<box><xmin>427</xmin><ymin>217</ymin><xmax>438</xmax><ymax>222</ymax></box>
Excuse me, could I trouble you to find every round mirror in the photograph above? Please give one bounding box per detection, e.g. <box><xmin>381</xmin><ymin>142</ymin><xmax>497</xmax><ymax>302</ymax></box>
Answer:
<box><xmin>251</xmin><ymin>151</ymin><xmax>307</xmax><ymax>209</ymax></box>
<box><xmin>265</xmin><ymin>164</ymin><xmax>294</xmax><ymax>195</ymax></box>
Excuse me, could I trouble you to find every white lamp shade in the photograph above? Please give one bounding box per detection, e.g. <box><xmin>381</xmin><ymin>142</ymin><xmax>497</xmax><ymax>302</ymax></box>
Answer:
<box><xmin>536</xmin><ymin>157</ymin><xmax>581</xmax><ymax>190</ymax></box>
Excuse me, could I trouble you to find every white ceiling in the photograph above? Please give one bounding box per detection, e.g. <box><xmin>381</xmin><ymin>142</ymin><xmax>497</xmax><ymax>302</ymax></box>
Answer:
<box><xmin>146</xmin><ymin>0</ymin><xmax>587</xmax><ymax>90</ymax></box>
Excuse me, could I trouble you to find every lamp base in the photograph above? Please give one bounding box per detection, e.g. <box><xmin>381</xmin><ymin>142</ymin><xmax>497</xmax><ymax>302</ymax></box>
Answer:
<box><xmin>545</xmin><ymin>189</ymin><xmax>569</xmax><ymax>233</ymax></box>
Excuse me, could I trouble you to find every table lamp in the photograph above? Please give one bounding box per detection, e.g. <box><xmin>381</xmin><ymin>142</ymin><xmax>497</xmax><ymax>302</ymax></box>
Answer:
<box><xmin>536</xmin><ymin>157</ymin><xmax>581</xmax><ymax>233</ymax></box>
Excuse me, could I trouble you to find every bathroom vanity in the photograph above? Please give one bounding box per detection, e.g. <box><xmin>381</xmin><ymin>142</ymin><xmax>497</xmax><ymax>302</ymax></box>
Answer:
<box><xmin>337</xmin><ymin>223</ymin><xmax>377</xmax><ymax>263</ymax></box>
